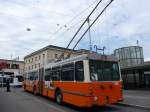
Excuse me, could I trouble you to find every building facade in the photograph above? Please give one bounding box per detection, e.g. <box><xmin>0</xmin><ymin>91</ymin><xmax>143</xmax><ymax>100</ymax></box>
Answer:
<box><xmin>24</xmin><ymin>45</ymin><xmax>86</xmax><ymax>74</ymax></box>
<box><xmin>0</xmin><ymin>59</ymin><xmax>24</xmax><ymax>76</ymax></box>
<box><xmin>114</xmin><ymin>46</ymin><xmax>144</xmax><ymax>68</ymax></box>
<box><xmin>114</xmin><ymin>46</ymin><xmax>150</xmax><ymax>89</ymax></box>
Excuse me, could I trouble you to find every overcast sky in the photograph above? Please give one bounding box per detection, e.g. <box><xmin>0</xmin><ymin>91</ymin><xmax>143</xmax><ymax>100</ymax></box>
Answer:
<box><xmin>0</xmin><ymin>0</ymin><xmax>150</xmax><ymax>61</ymax></box>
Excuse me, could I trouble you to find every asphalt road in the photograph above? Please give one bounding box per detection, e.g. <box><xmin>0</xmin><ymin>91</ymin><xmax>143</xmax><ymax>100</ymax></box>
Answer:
<box><xmin>0</xmin><ymin>88</ymin><xmax>149</xmax><ymax>112</ymax></box>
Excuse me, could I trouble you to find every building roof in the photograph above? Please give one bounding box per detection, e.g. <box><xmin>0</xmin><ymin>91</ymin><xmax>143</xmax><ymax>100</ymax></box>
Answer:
<box><xmin>114</xmin><ymin>46</ymin><xmax>143</xmax><ymax>52</ymax></box>
<box><xmin>0</xmin><ymin>59</ymin><xmax>24</xmax><ymax>63</ymax></box>
<box><xmin>24</xmin><ymin>45</ymin><xmax>92</xmax><ymax>59</ymax></box>
<box><xmin>24</xmin><ymin>45</ymin><xmax>78</xmax><ymax>59</ymax></box>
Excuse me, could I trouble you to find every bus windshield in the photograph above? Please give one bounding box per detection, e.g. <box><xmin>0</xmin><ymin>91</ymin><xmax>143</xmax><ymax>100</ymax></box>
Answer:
<box><xmin>89</xmin><ymin>60</ymin><xmax>120</xmax><ymax>81</ymax></box>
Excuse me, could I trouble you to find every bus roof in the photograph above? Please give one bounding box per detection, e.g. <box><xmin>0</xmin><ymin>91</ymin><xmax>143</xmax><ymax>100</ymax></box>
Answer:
<box><xmin>44</xmin><ymin>53</ymin><xmax>118</xmax><ymax>69</ymax></box>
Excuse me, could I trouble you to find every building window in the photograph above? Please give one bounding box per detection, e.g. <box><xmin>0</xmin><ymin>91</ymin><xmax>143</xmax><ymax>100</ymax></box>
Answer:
<box><xmin>55</xmin><ymin>54</ymin><xmax>58</xmax><ymax>59</ymax></box>
<box><xmin>32</xmin><ymin>65</ymin><xmax>34</xmax><ymax>69</ymax></box>
<box><xmin>29</xmin><ymin>59</ymin><xmax>30</xmax><ymax>63</ymax></box>
<box><xmin>6</xmin><ymin>64</ymin><xmax>10</xmax><ymax>69</ymax></box>
<box><xmin>11</xmin><ymin>64</ymin><xmax>19</xmax><ymax>69</ymax></box>
<box><xmin>39</xmin><ymin>55</ymin><xmax>41</xmax><ymax>60</ymax></box>
<box><xmin>32</xmin><ymin>58</ymin><xmax>33</xmax><ymax>62</ymax></box>
<box><xmin>35</xmin><ymin>57</ymin><xmax>37</xmax><ymax>61</ymax></box>
<box><xmin>38</xmin><ymin>63</ymin><xmax>40</xmax><ymax>68</ymax></box>
<box><xmin>43</xmin><ymin>54</ymin><xmax>45</xmax><ymax>59</ymax></box>
<box><xmin>35</xmin><ymin>64</ymin><xmax>37</xmax><ymax>69</ymax></box>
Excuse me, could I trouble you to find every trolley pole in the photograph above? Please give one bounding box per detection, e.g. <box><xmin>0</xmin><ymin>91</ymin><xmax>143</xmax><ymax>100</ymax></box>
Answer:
<box><xmin>87</xmin><ymin>17</ymin><xmax>92</xmax><ymax>52</ymax></box>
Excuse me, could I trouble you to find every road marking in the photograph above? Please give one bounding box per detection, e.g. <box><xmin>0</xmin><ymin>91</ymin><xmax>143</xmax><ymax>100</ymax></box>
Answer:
<box><xmin>124</xmin><ymin>95</ymin><xmax>150</xmax><ymax>100</ymax></box>
<box><xmin>117</xmin><ymin>102</ymin><xmax>150</xmax><ymax>111</ymax></box>
<box><xmin>12</xmin><ymin>88</ymin><xmax>68</xmax><ymax>112</ymax></box>
<box><xmin>31</xmin><ymin>96</ymin><xmax>67</xmax><ymax>112</ymax></box>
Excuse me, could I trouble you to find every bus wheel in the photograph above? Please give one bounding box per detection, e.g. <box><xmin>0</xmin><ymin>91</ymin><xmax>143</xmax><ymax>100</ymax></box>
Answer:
<box><xmin>55</xmin><ymin>89</ymin><xmax>63</xmax><ymax>104</ymax></box>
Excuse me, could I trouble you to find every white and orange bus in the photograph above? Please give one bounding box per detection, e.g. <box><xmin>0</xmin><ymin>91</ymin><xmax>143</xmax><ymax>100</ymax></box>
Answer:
<box><xmin>24</xmin><ymin>53</ymin><xmax>123</xmax><ymax>107</ymax></box>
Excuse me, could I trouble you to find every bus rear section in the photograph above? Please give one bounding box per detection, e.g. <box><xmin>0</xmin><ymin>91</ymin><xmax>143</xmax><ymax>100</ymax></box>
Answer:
<box><xmin>88</xmin><ymin>60</ymin><xmax>123</xmax><ymax>106</ymax></box>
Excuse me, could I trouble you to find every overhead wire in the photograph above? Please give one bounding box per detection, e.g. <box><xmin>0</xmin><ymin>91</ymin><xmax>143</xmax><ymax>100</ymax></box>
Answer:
<box><xmin>58</xmin><ymin>0</ymin><xmax>104</xmax><ymax>59</ymax></box>
<box><xmin>65</xmin><ymin>0</ymin><xmax>103</xmax><ymax>49</ymax></box>
<box><xmin>66</xmin><ymin>0</ymin><xmax>114</xmax><ymax>58</ymax></box>
<box><xmin>73</xmin><ymin>0</ymin><xmax>114</xmax><ymax>50</ymax></box>
<box><xmin>48</xmin><ymin>0</ymin><xmax>100</xmax><ymax>40</ymax></box>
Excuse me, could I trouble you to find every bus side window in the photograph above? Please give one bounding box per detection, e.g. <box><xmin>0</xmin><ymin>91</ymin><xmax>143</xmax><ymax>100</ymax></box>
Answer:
<box><xmin>51</xmin><ymin>67</ymin><xmax>60</xmax><ymax>81</ymax></box>
<box><xmin>30</xmin><ymin>73</ymin><xmax>34</xmax><ymax>81</ymax></box>
<box><xmin>28</xmin><ymin>73</ymin><xmax>31</xmax><ymax>80</ymax></box>
<box><xmin>45</xmin><ymin>69</ymin><xmax>51</xmax><ymax>81</ymax></box>
<box><xmin>61</xmin><ymin>63</ymin><xmax>74</xmax><ymax>81</ymax></box>
<box><xmin>34</xmin><ymin>71</ymin><xmax>38</xmax><ymax>80</ymax></box>
<box><xmin>75</xmin><ymin>61</ymin><xmax>84</xmax><ymax>81</ymax></box>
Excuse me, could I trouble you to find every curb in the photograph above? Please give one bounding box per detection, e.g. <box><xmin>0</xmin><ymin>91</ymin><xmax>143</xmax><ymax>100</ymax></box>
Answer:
<box><xmin>117</xmin><ymin>102</ymin><xmax>150</xmax><ymax>111</ymax></box>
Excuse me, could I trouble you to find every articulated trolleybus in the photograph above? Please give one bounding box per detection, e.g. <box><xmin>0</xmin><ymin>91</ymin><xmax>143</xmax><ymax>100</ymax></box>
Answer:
<box><xmin>24</xmin><ymin>53</ymin><xmax>123</xmax><ymax>107</ymax></box>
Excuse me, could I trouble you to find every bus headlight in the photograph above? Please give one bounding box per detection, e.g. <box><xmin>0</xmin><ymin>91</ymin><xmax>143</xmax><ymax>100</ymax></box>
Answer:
<box><xmin>94</xmin><ymin>96</ymin><xmax>98</xmax><ymax>101</ymax></box>
<box><xmin>114</xmin><ymin>82</ymin><xmax>119</xmax><ymax>85</ymax></box>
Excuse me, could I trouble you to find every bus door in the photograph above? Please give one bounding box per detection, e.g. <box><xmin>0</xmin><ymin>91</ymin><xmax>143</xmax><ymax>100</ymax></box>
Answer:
<box><xmin>44</xmin><ymin>79</ymin><xmax>51</xmax><ymax>96</ymax></box>
<box><xmin>29</xmin><ymin>75</ymin><xmax>34</xmax><ymax>90</ymax></box>
<box><xmin>38</xmin><ymin>68</ymin><xmax>44</xmax><ymax>94</ymax></box>
<box><xmin>44</xmin><ymin>68</ymin><xmax>54</xmax><ymax>96</ymax></box>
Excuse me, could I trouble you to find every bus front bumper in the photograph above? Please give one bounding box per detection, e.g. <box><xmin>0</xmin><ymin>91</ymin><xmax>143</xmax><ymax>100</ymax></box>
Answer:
<box><xmin>92</xmin><ymin>95</ymin><xmax>119</xmax><ymax>106</ymax></box>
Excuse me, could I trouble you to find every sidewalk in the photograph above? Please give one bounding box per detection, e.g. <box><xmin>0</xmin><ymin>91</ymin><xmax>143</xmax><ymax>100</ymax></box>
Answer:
<box><xmin>118</xmin><ymin>90</ymin><xmax>150</xmax><ymax>110</ymax></box>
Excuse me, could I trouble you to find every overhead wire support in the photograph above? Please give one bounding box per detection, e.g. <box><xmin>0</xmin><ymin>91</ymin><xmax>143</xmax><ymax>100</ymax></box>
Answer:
<box><xmin>73</xmin><ymin>0</ymin><xmax>114</xmax><ymax>50</ymax></box>
<box><xmin>66</xmin><ymin>0</ymin><xmax>103</xmax><ymax>49</ymax></box>
<box><xmin>58</xmin><ymin>0</ymin><xmax>103</xmax><ymax>60</ymax></box>
<box><xmin>67</xmin><ymin>0</ymin><xmax>114</xmax><ymax>57</ymax></box>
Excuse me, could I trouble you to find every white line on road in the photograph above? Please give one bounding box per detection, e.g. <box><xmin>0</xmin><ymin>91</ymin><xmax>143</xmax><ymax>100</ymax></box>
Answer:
<box><xmin>124</xmin><ymin>95</ymin><xmax>150</xmax><ymax>100</ymax></box>
<box><xmin>12</xmin><ymin>89</ymin><xmax>69</xmax><ymax>112</ymax></box>
<box><xmin>117</xmin><ymin>102</ymin><xmax>150</xmax><ymax>111</ymax></box>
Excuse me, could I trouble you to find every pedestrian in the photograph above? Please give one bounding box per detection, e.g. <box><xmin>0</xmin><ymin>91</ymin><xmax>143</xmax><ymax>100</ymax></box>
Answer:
<box><xmin>6</xmin><ymin>78</ymin><xmax>11</xmax><ymax>92</ymax></box>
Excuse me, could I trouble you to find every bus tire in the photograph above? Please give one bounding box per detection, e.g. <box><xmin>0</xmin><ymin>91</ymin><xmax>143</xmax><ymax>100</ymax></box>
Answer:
<box><xmin>55</xmin><ymin>89</ymin><xmax>63</xmax><ymax>104</ymax></box>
